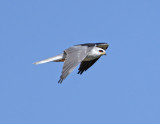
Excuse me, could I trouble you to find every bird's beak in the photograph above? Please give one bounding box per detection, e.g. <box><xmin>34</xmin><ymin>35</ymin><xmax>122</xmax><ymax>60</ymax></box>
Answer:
<box><xmin>103</xmin><ymin>51</ymin><xmax>106</xmax><ymax>55</ymax></box>
<box><xmin>101</xmin><ymin>53</ymin><xmax>106</xmax><ymax>55</ymax></box>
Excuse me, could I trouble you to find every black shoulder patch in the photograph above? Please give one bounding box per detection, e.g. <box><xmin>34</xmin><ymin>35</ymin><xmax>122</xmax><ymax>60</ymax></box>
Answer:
<box><xmin>76</xmin><ymin>42</ymin><xmax>107</xmax><ymax>47</ymax></box>
<box><xmin>77</xmin><ymin>43</ymin><xmax>95</xmax><ymax>47</ymax></box>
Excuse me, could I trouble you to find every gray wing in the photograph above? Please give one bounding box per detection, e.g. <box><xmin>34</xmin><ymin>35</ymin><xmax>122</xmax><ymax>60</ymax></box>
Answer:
<box><xmin>58</xmin><ymin>46</ymin><xmax>93</xmax><ymax>83</ymax></box>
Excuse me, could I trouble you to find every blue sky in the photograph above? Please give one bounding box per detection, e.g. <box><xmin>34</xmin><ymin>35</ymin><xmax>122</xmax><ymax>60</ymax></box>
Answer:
<box><xmin>0</xmin><ymin>0</ymin><xmax>160</xmax><ymax>124</ymax></box>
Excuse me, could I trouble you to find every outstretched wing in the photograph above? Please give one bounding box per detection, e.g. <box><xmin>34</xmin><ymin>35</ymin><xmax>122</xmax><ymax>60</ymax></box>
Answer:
<box><xmin>95</xmin><ymin>43</ymin><xmax>109</xmax><ymax>50</ymax></box>
<box><xmin>58</xmin><ymin>46</ymin><xmax>93</xmax><ymax>83</ymax></box>
<box><xmin>78</xmin><ymin>43</ymin><xmax>109</xmax><ymax>50</ymax></box>
<box><xmin>77</xmin><ymin>57</ymin><xmax>100</xmax><ymax>75</ymax></box>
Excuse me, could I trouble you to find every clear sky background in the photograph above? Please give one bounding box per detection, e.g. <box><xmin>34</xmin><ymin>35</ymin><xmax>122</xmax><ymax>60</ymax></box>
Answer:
<box><xmin>0</xmin><ymin>0</ymin><xmax>160</xmax><ymax>124</ymax></box>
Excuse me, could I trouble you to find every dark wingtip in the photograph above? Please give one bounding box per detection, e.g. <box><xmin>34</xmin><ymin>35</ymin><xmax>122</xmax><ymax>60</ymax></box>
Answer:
<box><xmin>77</xmin><ymin>70</ymin><xmax>84</xmax><ymax>75</ymax></box>
<box><xmin>58</xmin><ymin>79</ymin><xmax>63</xmax><ymax>84</ymax></box>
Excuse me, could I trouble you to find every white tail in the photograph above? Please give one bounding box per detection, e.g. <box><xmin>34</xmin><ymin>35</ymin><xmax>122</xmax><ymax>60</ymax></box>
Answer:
<box><xmin>33</xmin><ymin>53</ymin><xmax>64</xmax><ymax>64</ymax></box>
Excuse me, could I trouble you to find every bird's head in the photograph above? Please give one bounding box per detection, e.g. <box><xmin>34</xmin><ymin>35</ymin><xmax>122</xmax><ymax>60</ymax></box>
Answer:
<box><xmin>97</xmin><ymin>48</ymin><xmax>106</xmax><ymax>56</ymax></box>
<box><xmin>93</xmin><ymin>47</ymin><xmax>106</xmax><ymax>56</ymax></box>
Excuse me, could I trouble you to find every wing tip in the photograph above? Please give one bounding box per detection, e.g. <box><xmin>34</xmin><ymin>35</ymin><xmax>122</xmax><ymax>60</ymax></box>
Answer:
<box><xmin>58</xmin><ymin>79</ymin><xmax>63</xmax><ymax>84</ymax></box>
<box><xmin>77</xmin><ymin>70</ymin><xmax>84</xmax><ymax>75</ymax></box>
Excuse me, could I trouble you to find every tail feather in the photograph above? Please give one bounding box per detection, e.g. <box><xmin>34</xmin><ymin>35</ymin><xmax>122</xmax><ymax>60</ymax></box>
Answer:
<box><xmin>33</xmin><ymin>53</ymin><xmax>64</xmax><ymax>64</ymax></box>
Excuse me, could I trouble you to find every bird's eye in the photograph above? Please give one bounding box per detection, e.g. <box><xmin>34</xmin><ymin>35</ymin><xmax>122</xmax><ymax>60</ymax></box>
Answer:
<box><xmin>99</xmin><ymin>50</ymin><xmax>103</xmax><ymax>52</ymax></box>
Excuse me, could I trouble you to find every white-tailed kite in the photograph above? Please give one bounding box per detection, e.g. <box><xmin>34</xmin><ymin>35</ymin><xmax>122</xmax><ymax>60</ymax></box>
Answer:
<box><xmin>33</xmin><ymin>43</ymin><xmax>109</xmax><ymax>83</ymax></box>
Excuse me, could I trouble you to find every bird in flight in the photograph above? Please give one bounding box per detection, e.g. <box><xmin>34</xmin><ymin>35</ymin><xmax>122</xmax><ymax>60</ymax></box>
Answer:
<box><xmin>33</xmin><ymin>43</ymin><xmax>109</xmax><ymax>83</ymax></box>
